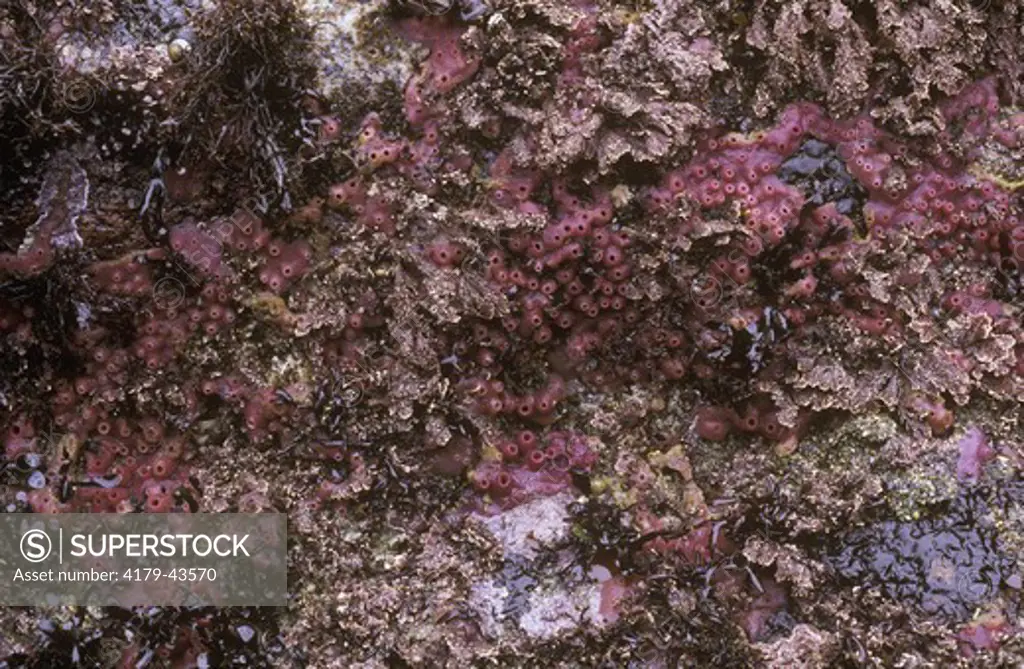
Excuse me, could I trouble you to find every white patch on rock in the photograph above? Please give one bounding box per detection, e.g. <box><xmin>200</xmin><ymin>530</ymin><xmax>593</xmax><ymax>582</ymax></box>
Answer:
<box><xmin>301</xmin><ymin>0</ymin><xmax>420</xmax><ymax>99</ymax></box>
<box><xmin>471</xmin><ymin>492</ymin><xmax>574</xmax><ymax>560</ymax></box>
<box><xmin>517</xmin><ymin>582</ymin><xmax>601</xmax><ymax>640</ymax></box>
<box><xmin>467</xmin><ymin>493</ymin><xmax>616</xmax><ymax>641</ymax></box>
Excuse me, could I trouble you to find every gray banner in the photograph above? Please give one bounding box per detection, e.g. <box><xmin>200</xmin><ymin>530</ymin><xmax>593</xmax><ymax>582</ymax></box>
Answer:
<box><xmin>0</xmin><ymin>514</ymin><xmax>287</xmax><ymax>606</ymax></box>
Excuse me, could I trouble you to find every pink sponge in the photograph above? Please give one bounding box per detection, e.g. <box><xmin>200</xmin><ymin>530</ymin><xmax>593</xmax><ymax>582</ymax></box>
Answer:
<box><xmin>88</xmin><ymin>251</ymin><xmax>164</xmax><ymax>296</ymax></box>
<box><xmin>470</xmin><ymin>430</ymin><xmax>597</xmax><ymax>513</ymax></box>
<box><xmin>0</xmin><ymin>234</ymin><xmax>54</xmax><ymax>278</ymax></box>
<box><xmin>259</xmin><ymin>239</ymin><xmax>312</xmax><ymax>293</ymax></box>
<box><xmin>168</xmin><ymin>221</ymin><xmax>229</xmax><ymax>279</ymax></box>
<box><xmin>397</xmin><ymin>17</ymin><xmax>480</xmax><ymax>126</ymax></box>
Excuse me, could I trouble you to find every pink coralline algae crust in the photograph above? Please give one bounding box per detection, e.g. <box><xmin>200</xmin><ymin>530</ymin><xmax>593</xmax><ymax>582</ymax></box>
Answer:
<box><xmin>956</xmin><ymin>612</ymin><xmax>1014</xmax><ymax>658</ymax></box>
<box><xmin>956</xmin><ymin>426</ymin><xmax>997</xmax><ymax>482</ymax></box>
<box><xmin>559</xmin><ymin>11</ymin><xmax>604</xmax><ymax>90</ymax></box>
<box><xmin>596</xmin><ymin>575</ymin><xmax>630</xmax><ymax>624</ymax></box>
<box><xmin>736</xmin><ymin>577</ymin><xmax>790</xmax><ymax>643</ymax></box>
<box><xmin>693</xmin><ymin>566</ymin><xmax>792</xmax><ymax>643</ymax></box>
<box><xmin>469</xmin><ymin>430</ymin><xmax>597</xmax><ymax>512</ymax></box>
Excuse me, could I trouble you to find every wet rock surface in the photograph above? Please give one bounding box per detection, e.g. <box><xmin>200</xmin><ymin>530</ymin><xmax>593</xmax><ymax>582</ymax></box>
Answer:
<box><xmin>2</xmin><ymin>0</ymin><xmax>1024</xmax><ymax>667</ymax></box>
<box><xmin>829</xmin><ymin>487</ymin><xmax>1018</xmax><ymax>622</ymax></box>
